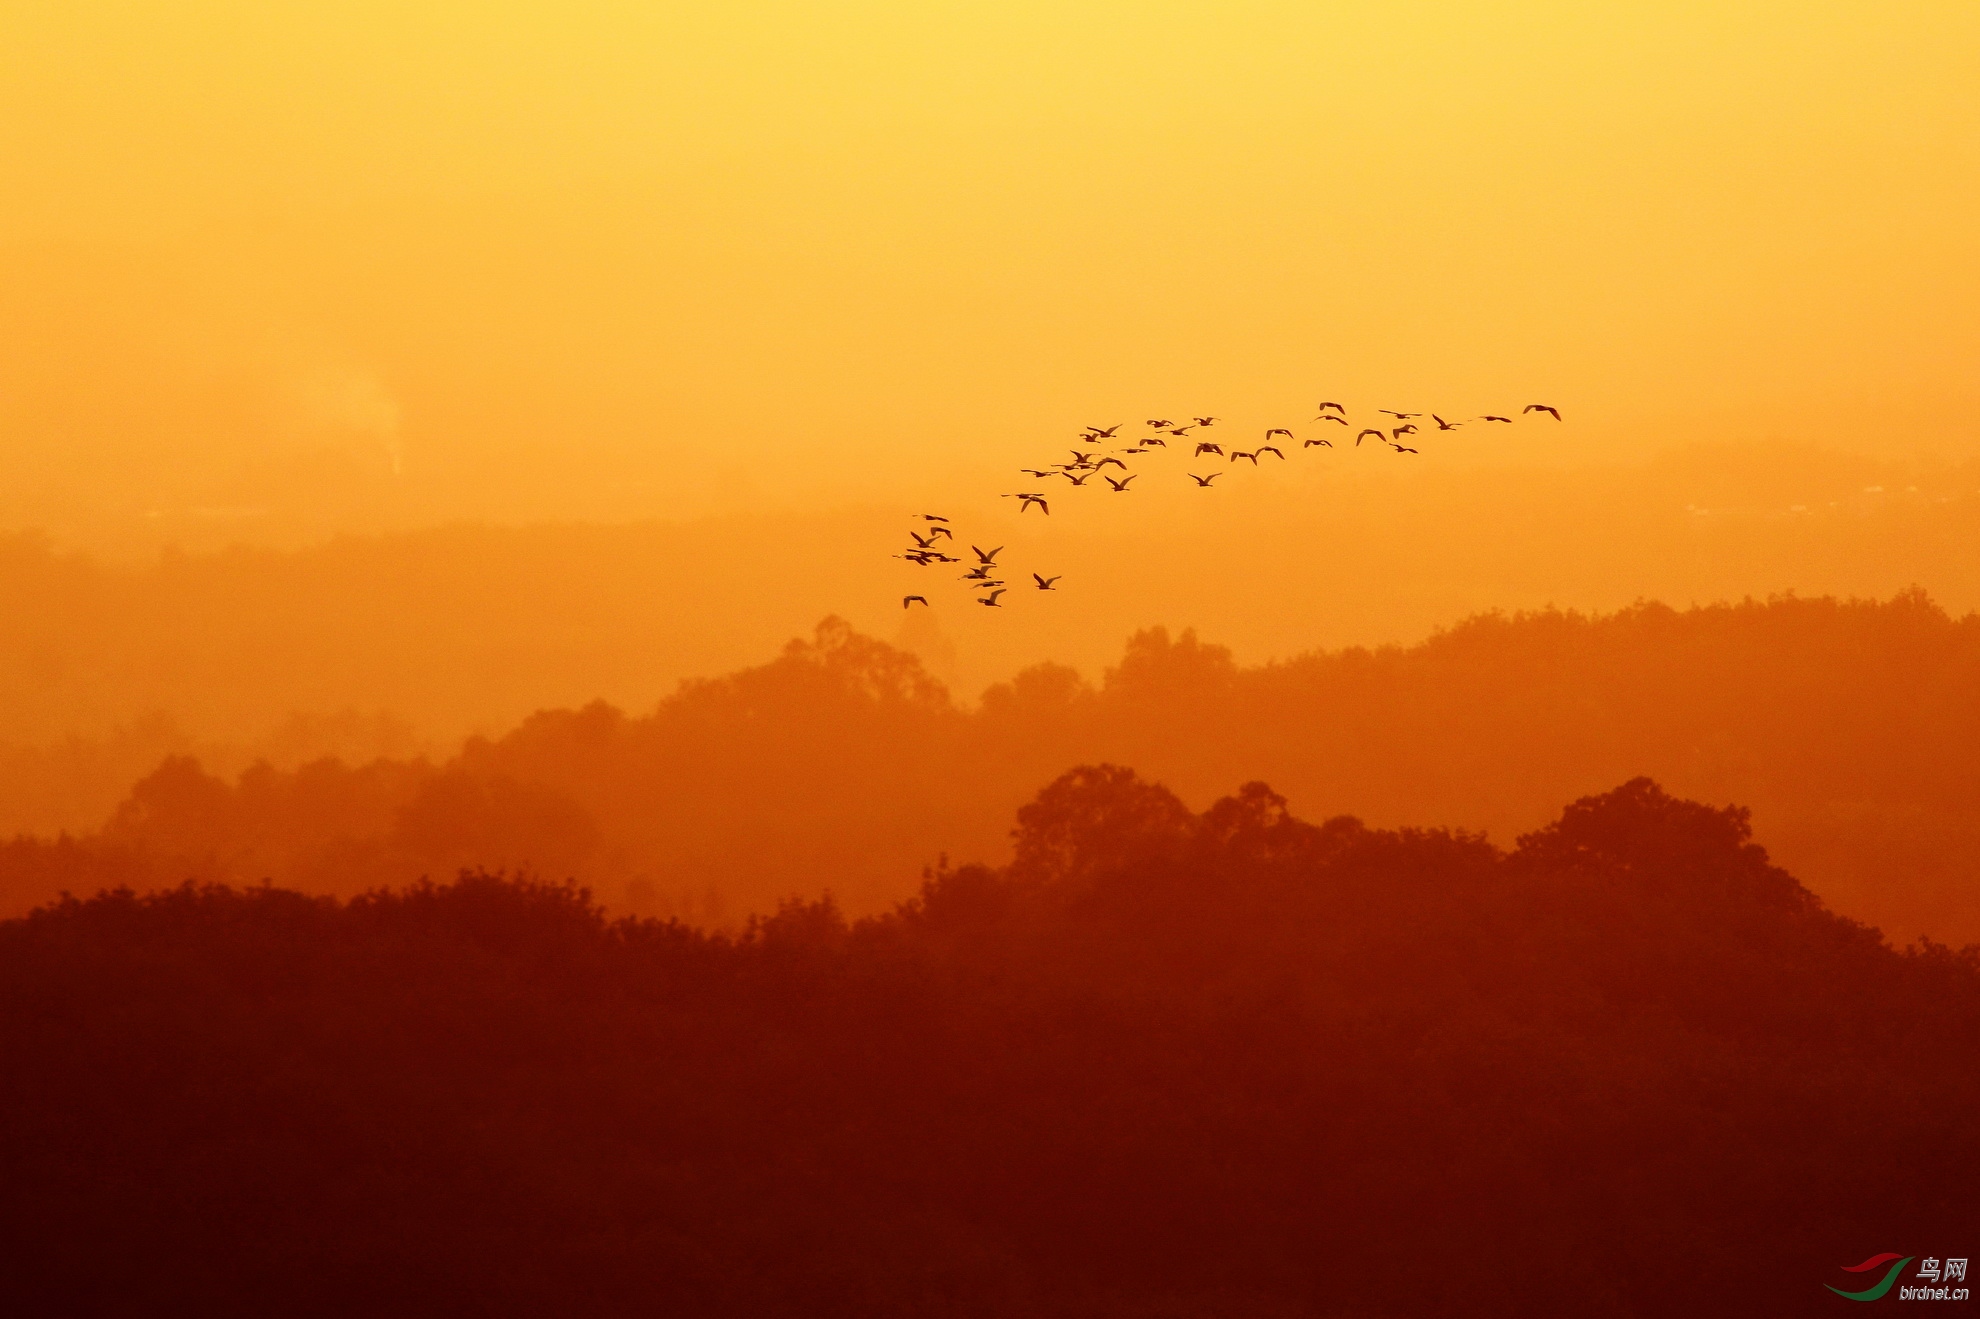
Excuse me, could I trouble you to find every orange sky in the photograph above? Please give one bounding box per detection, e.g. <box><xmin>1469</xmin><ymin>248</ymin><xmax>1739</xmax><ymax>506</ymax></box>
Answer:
<box><xmin>3</xmin><ymin>1</ymin><xmax>1978</xmax><ymax>546</ymax></box>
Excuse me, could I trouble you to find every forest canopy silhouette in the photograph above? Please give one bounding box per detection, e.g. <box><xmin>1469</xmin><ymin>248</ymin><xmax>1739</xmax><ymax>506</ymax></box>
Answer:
<box><xmin>4</xmin><ymin>589</ymin><xmax>1975</xmax><ymax>945</ymax></box>
<box><xmin>2</xmin><ymin>771</ymin><xmax>1972</xmax><ymax>1316</ymax></box>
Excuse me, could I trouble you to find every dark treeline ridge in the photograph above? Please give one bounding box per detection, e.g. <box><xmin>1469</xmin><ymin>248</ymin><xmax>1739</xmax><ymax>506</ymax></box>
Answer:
<box><xmin>3</xmin><ymin>590</ymin><xmax>1978</xmax><ymax>943</ymax></box>
<box><xmin>3</xmin><ymin>770</ymin><xmax>1975</xmax><ymax>1317</ymax></box>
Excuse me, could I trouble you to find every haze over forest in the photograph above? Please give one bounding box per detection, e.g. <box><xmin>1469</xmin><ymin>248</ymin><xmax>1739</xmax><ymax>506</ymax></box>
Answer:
<box><xmin>4</xmin><ymin>2</ymin><xmax>1977</xmax><ymax>1311</ymax></box>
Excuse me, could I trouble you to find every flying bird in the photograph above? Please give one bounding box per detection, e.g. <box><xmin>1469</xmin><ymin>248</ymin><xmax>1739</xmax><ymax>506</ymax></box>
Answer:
<box><xmin>1021</xmin><ymin>468</ymin><xmax>1060</xmax><ymax>479</ymax></box>
<box><xmin>1316</xmin><ymin>414</ymin><xmax>1348</xmax><ymax>426</ymax></box>
<box><xmin>1188</xmin><ymin>472</ymin><xmax>1221</xmax><ymax>487</ymax></box>
<box><xmin>971</xmin><ymin>544</ymin><xmax>1003</xmax><ymax>565</ymax></box>
<box><xmin>1257</xmin><ymin>446</ymin><xmax>1285</xmax><ymax>460</ymax></box>
<box><xmin>1229</xmin><ymin>450</ymin><xmax>1259</xmax><ymax>464</ymax></box>
<box><xmin>1193</xmin><ymin>416</ymin><xmax>1218</xmax><ymax>426</ymax></box>
<box><xmin>1316</xmin><ymin>401</ymin><xmax>1345</xmax><ymax>414</ymax></box>
<box><xmin>978</xmin><ymin>589</ymin><xmax>1006</xmax><ymax>607</ymax></box>
<box><xmin>1194</xmin><ymin>442</ymin><xmax>1224</xmax><ymax>456</ymax></box>
<box><xmin>1083</xmin><ymin>425</ymin><xmax>1122</xmax><ymax>438</ymax></box>
<box><xmin>1391</xmin><ymin>424</ymin><xmax>1419</xmax><ymax>437</ymax></box>
<box><xmin>903</xmin><ymin>595</ymin><xmax>928</xmax><ymax>608</ymax></box>
<box><xmin>1524</xmin><ymin>403</ymin><xmax>1562</xmax><ymax>420</ymax></box>
<box><xmin>1095</xmin><ymin>456</ymin><xmax>1127</xmax><ymax>470</ymax></box>
<box><xmin>1379</xmin><ymin>409</ymin><xmax>1421</xmax><ymax>420</ymax></box>
<box><xmin>1390</xmin><ymin>443</ymin><xmax>1419</xmax><ymax>454</ymax></box>
<box><xmin>1432</xmin><ymin>415</ymin><xmax>1461</xmax><ymax>430</ymax></box>
<box><xmin>1356</xmin><ymin>428</ymin><xmax>1386</xmax><ymax>446</ymax></box>
<box><xmin>1105</xmin><ymin>474</ymin><xmax>1136</xmax><ymax>491</ymax></box>
<box><xmin>1018</xmin><ymin>494</ymin><xmax>1049</xmax><ymax>514</ymax></box>
<box><xmin>1478</xmin><ymin>415</ymin><xmax>1513</xmax><ymax>423</ymax></box>
<box><xmin>1167</xmin><ymin>426</ymin><xmax>1195</xmax><ymax>436</ymax></box>
<box><xmin>1265</xmin><ymin>428</ymin><xmax>1295</xmax><ymax>441</ymax></box>
<box><xmin>962</xmin><ymin>565</ymin><xmax>994</xmax><ymax>580</ymax></box>
<box><xmin>910</xmin><ymin>531</ymin><xmax>937</xmax><ymax>548</ymax></box>
<box><xmin>1138</xmin><ymin>436</ymin><xmax>1168</xmax><ymax>448</ymax></box>
<box><xmin>1065</xmin><ymin>472</ymin><xmax>1094</xmax><ymax>486</ymax></box>
<box><xmin>927</xmin><ymin>525</ymin><xmax>953</xmax><ymax>539</ymax></box>
<box><xmin>1033</xmin><ymin>573</ymin><xmax>1060</xmax><ymax>589</ymax></box>
<box><xmin>1304</xmin><ymin>437</ymin><xmax>1333</xmax><ymax>448</ymax></box>
<box><xmin>1146</xmin><ymin>419</ymin><xmax>1173</xmax><ymax>428</ymax></box>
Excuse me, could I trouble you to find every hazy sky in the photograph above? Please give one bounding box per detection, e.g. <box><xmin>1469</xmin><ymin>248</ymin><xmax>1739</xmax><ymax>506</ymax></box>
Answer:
<box><xmin>3</xmin><ymin>1</ymin><xmax>1977</xmax><ymax>543</ymax></box>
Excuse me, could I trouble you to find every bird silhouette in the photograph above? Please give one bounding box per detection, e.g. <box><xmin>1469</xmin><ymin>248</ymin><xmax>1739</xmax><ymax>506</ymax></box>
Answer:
<box><xmin>1033</xmin><ymin>573</ymin><xmax>1060</xmax><ymax>590</ymax></box>
<box><xmin>1379</xmin><ymin>409</ymin><xmax>1421</xmax><ymax>420</ymax></box>
<box><xmin>1065</xmin><ymin>472</ymin><xmax>1095</xmax><ymax>486</ymax></box>
<box><xmin>910</xmin><ymin>531</ymin><xmax>937</xmax><ymax>548</ymax></box>
<box><xmin>1316</xmin><ymin>414</ymin><xmax>1348</xmax><ymax>426</ymax></box>
<box><xmin>1083</xmin><ymin>425</ymin><xmax>1122</xmax><ymax>438</ymax></box>
<box><xmin>1316</xmin><ymin>401</ymin><xmax>1345</xmax><ymax>414</ymax></box>
<box><xmin>1095</xmin><ymin>456</ymin><xmax>1127</xmax><ymax>470</ymax></box>
<box><xmin>1257</xmin><ymin>446</ymin><xmax>1285</xmax><ymax>460</ymax></box>
<box><xmin>1193</xmin><ymin>416</ymin><xmax>1218</xmax><ymax>426</ymax></box>
<box><xmin>1146</xmin><ymin>419</ymin><xmax>1173</xmax><ymax>428</ymax></box>
<box><xmin>1304</xmin><ymin>437</ymin><xmax>1334</xmax><ymax>448</ymax></box>
<box><xmin>1390</xmin><ymin>443</ymin><xmax>1419</xmax><ymax>454</ymax></box>
<box><xmin>962</xmin><ymin>565</ymin><xmax>994</xmax><ymax>580</ymax></box>
<box><xmin>917</xmin><ymin>514</ymin><xmax>949</xmax><ymax>522</ymax></box>
<box><xmin>978</xmin><ymin>589</ymin><xmax>1006</xmax><ymax>607</ymax></box>
<box><xmin>1188</xmin><ymin>472</ymin><xmax>1221</xmax><ymax>487</ymax></box>
<box><xmin>971</xmin><ymin>545</ymin><xmax>1002</xmax><ymax>565</ymax></box>
<box><xmin>1229</xmin><ymin>450</ymin><xmax>1259</xmax><ymax>464</ymax></box>
<box><xmin>1356</xmin><ymin>428</ymin><xmax>1386</xmax><ymax>446</ymax></box>
<box><xmin>1018</xmin><ymin>494</ymin><xmax>1049</xmax><ymax>514</ymax></box>
<box><xmin>1478</xmin><ymin>415</ymin><xmax>1513</xmax><ymax>423</ymax></box>
<box><xmin>1194</xmin><ymin>442</ymin><xmax>1224</xmax><ymax>456</ymax></box>
<box><xmin>1138</xmin><ymin>436</ymin><xmax>1168</xmax><ymax>448</ymax></box>
<box><xmin>1525</xmin><ymin>403</ymin><xmax>1562</xmax><ymax>420</ymax></box>
<box><xmin>1392</xmin><ymin>423</ymin><xmax>1419</xmax><ymax>437</ymax></box>
<box><xmin>1021</xmin><ymin>468</ymin><xmax>1059</xmax><ymax>478</ymax></box>
<box><xmin>928</xmin><ymin>525</ymin><xmax>953</xmax><ymax>539</ymax></box>
<box><xmin>1432</xmin><ymin>415</ymin><xmax>1461</xmax><ymax>430</ymax></box>
<box><xmin>1167</xmin><ymin>426</ymin><xmax>1195</xmax><ymax>436</ymax></box>
<box><xmin>1105</xmin><ymin>474</ymin><xmax>1136</xmax><ymax>491</ymax></box>
<box><xmin>903</xmin><ymin>595</ymin><xmax>928</xmax><ymax>608</ymax></box>
<box><xmin>1265</xmin><ymin>428</ymin><xmax>1294</xmax><ymax>441</ymax></box>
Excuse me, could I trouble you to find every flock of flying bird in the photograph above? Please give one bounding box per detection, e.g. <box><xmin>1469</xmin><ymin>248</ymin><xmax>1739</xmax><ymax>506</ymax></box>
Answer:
<box><xmin>895</xmin><ymin>398</ymin><xmax>1564</xmax><ymax>609</ymax></box>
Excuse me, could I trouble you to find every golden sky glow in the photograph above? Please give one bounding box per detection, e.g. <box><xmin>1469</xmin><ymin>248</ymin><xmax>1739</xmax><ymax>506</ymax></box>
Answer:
<box><xmin>3</xmin><ymin>1</ymin><xmax>1977</xmax><ymax>539</ymax></box>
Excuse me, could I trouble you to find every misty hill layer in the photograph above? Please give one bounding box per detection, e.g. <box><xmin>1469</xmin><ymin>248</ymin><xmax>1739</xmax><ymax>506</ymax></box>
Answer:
<box><xmin>2</xmin><ymin>441</ymin><xmax>1976</xmax><ymax>750</ymax></box>
<box><xmin>2</xmin><ymin>773</ymin><xmax>1972</xmax><ymax>1317</ymax></box>
<box><xmin>7</xmin><ymin>591</ymin><xmax>1976</xmax><ymax>945</ymax></box>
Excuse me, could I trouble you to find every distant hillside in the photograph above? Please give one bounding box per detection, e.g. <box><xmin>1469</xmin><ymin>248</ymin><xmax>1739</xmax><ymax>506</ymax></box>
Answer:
<box><xmin>4</xmin><ymin>591</ymin><xmax>1976</xmax><ymax>946</ymax></box>
<box><xmin>0</xmin><ymin>441</ymin><xmax>1975</xmax><ymax>754</ymax></box>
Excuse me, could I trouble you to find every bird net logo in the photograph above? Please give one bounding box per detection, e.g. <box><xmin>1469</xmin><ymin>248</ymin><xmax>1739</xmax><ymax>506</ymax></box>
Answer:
<box><xmin>1826</xmin><ymin>1254</ymin><xmax>1969</xmax><ymax>1302</ymax></box>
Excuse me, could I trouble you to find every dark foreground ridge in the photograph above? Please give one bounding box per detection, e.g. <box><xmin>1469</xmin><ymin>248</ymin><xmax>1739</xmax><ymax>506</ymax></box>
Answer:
<box><xmin>3</xmin><ymin>771</ymin><xmax>1975</xmax><ymax>1317</ymax></box>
